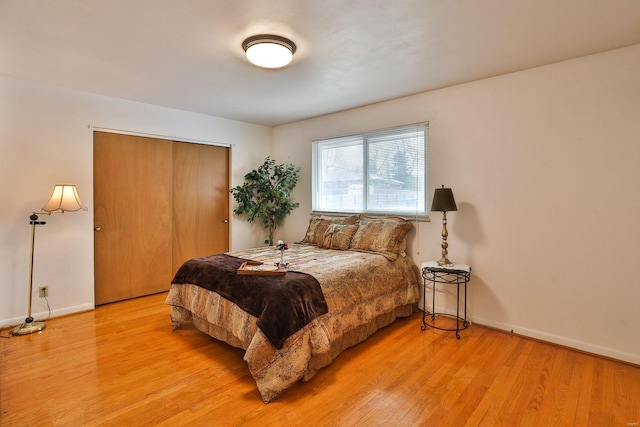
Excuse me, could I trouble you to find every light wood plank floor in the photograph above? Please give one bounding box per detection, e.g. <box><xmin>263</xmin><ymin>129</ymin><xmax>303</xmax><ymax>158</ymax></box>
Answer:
<box><xmin>1</xmin><ymin>292</ymin><xmax>638</xmax><ymax>426</ymax></box>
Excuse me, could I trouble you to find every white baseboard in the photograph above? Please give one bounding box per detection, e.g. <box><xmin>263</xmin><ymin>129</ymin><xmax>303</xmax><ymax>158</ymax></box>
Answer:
<box><xmin>1</xmin><ymin>303</ymin><xmax>95</xmax><ymax>329</ymax></box>
<box><xmin>471</xmin><ymin>315</ymin><xmax>640</xmax><ymax>366</ymax></box>
<box><xmin>420</xmin><ymin>287</ymin><xmax>639</xmax><ymax>366</ymax></box>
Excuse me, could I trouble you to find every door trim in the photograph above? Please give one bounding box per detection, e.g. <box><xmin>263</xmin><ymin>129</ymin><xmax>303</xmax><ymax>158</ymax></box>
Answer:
<box><xmin>90</xmin><ymin>126</ymin><xmax>232</xmax><ymax>148</ymax></box>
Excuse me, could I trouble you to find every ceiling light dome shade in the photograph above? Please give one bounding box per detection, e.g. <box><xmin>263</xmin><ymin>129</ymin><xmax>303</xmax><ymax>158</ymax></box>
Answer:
<box><xmin>242</xmin><ymin>34</ymin><xmax>296</xmax><ymax>68</ymax></box>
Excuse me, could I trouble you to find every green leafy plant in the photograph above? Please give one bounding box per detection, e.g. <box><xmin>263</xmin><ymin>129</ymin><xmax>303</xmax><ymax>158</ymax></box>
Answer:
<box><xmin>230</xmin><ymin>157</ymin><xmax>301</xmax><ymax>246</ymax></box>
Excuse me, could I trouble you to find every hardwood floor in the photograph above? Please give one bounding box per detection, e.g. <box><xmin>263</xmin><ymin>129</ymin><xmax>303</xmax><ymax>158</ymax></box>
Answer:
<box><xmin>1</xmin><ymin>292</ymin><xmax>638</xmax><ymax>426</ymax></box>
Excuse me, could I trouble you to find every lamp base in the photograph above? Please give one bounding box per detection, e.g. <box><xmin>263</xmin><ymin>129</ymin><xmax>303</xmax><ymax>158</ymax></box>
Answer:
<box><xmin>437</xmin><ymin>257</ymin><xmax>454</xmax><ymax>266</ymax></box>
<box><xmin>10</xmin><ymin>320</ymin><xmax>46</xmax><ymax>336</ymax></box>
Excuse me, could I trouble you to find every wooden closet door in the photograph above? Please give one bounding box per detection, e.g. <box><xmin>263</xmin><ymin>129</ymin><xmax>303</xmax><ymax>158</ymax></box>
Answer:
<box><xmin>94</xmin><ymin>132</ymin><xmax>174</xmax><ymax>305</ymax></box>
<box><xmin>172</xmin><ymin>142</ymin><xmax>229</xmax><ymax>272</ymax></box>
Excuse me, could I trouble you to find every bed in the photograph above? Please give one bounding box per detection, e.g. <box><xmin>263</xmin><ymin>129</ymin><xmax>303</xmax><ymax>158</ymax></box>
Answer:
<box><xmin>165</xmin><ymin>215</ymin><xmax>421</xmax><ymax>403</ymax></box>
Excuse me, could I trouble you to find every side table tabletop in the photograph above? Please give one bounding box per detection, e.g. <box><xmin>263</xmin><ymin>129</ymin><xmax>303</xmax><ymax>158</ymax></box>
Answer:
<box><xmin>420</xmin><ymin>261</ymin><xmax>471</xmax><ymax>339</ymax></box>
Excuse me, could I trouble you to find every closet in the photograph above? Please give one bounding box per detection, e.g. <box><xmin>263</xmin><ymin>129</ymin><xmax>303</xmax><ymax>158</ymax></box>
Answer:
<box><xmin>93</xmin><ymin>131</ymin><xmax>229</xmax><ymax>305</ymax></box>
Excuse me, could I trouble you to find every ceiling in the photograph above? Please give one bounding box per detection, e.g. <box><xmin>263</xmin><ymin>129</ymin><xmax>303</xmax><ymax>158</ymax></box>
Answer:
<box><xmin>2</xmin><ymin>1</ymin><xmax>640</xmax><ymax>127</ymax></box>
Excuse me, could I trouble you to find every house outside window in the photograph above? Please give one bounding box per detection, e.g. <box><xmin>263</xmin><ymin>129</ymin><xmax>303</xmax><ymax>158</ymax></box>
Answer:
<box><xmin>312</xmin><ymin>122</ymin><xmax>428</xmax><ymax>217</ymax></box>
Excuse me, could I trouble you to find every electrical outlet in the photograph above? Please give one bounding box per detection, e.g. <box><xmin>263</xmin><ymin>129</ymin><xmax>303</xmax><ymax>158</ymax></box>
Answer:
<box><xmin>39</xmin><ymin>286</ymin><xmax>48</xmax><ymax>298</ymax></box>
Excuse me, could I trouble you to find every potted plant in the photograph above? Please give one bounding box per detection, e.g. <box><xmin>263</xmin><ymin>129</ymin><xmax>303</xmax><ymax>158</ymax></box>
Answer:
<box><xmin>230</xmin><ymin>157</ymin><xmax>301</xmax><ymax>246</ymax></box>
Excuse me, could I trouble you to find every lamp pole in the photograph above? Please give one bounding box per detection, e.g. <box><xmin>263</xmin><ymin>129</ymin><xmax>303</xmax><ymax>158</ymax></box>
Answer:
<box><xmin>438</xmin><ymin>210</ymin><xmax>451</xmax><ymax>266</ymax></box>
<box><xmin>11</xmin><ymin>213</ymin><xmax>48</xmax><ymax>335</ymax></box>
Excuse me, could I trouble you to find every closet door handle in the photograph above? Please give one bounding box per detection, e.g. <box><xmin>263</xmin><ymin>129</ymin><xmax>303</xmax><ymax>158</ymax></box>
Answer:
<box><xmin>95</xmin><ymin>226</ymin><xmax>102</xmax><ymax>232</ymax></box>
<box><xmin>223</xmin><ymin>219</ymin><xmax>229</xmax><ymax>223</ymax></box>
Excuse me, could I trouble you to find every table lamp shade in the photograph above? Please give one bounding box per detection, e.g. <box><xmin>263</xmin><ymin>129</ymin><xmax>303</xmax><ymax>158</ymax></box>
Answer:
<box><xmin>431</xmin><ymin>187</ymin><xmax>457</xmax><ymax>212</ymax></box>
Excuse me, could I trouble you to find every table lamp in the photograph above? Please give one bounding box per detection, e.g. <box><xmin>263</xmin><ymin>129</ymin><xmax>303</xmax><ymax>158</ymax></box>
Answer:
<box><xmin>431</xmin><ymin>185</ymin><xmax>457</xmax><ymax>266</ymax></box>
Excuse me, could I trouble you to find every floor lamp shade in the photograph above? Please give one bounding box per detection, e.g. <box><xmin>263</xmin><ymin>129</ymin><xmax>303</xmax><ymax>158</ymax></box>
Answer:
<box><xmin>42</xmin><ymin>185</ymin><xmax>88</xmax><ymax>213</ymax></box>
<box><xmin>11</xmin><ymin>184</ymin><xmax>87</xmax><ymax>336</ymax></box>
<box><xmin>431</xmin><ymin>186</ymin><xmax>457</xmax><ymax>266</ymax></box>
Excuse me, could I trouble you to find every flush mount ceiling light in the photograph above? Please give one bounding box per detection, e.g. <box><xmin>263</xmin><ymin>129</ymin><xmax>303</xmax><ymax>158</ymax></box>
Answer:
<box><xmin>242</xmin><ymin>34</ymin><xmax>296</xmax><ymax>69</ymax></box>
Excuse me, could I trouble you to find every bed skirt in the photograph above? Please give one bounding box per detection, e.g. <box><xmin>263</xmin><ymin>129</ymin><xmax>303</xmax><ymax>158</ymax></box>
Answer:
<box><xmin>167</xmin><ymin>284</ymin><xmax>414</xmax><ymax>402</ymax></box>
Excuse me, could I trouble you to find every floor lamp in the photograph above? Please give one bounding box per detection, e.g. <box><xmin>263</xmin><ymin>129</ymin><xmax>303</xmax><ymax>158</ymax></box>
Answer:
<box><xmin>11</xmin><ymin>185</ymin><xmax>87</xmax><ymax>336</ymax></box>
<box><xmin>431</xmin><ymin>185</ymin><xmax>457</xmax><ymax>266</ymax></box>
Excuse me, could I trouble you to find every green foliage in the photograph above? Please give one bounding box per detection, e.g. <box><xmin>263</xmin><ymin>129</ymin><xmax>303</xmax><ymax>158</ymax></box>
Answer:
<box><xmin>230</xmin><ymin>157</ymin><xmax>301</xmax><ymax>245</ymax></box>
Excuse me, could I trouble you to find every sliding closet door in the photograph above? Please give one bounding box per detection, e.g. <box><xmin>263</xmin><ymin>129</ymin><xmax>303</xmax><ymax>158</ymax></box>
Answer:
<box><xmin>94</xmin><ymin>132</ymin><xmax>230</xmax><ymax>305</ymax></box>
<box><xmin>94</xmin><ymin>132</ymin><xmax>174</xmax><ymax>305</ymax></box>
<box><xmin>172</xmin><ymin>142</ymin><xmax>229</xmax><ymax>271</ymax></box>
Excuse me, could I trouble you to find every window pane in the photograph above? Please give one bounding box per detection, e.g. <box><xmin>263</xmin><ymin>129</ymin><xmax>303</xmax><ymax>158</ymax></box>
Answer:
<box><xmin>315</xmin><ymin>137</ymin><xmax>363</xmax><ymax>212</ymax></box>
<box><xmin>366</xmin><ymin>129</ymin><xmax>425</xmax><ymax>213</ymax></box>
<box><xmin>313</xmin><ymin>123</ymin><xmax>427</xmax><ymax>215</ymax></box>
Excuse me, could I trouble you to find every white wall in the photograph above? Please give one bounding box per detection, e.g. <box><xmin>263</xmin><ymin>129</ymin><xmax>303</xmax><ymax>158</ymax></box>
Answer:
<box><xmin>273</xmin><ymin>44</ymin><xmax>640</xmax><ymax>364</ymax></box>
<box><xmin>0</xmin><ymin>75</ymin><xmax>271</xmax><ymax>325</ymax></box>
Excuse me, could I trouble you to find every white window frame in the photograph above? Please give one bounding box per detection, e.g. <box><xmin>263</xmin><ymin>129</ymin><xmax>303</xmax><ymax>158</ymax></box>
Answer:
<box><xmin>312</xmin><ymin>122</ymin><xmax>429</xmax><ymax>217</ymax></box>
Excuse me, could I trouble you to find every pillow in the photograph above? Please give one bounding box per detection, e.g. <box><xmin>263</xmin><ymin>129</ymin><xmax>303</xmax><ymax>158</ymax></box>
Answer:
<box><xmin>349</xmin><ymin>219</ymin><xmax>413</xmax><ymax>261</ymax></box>
<box><xmin>319</xmin><ymin>223</ymin><xmax>359</xmax><ymax>250</ymax></box>
<box><xmin>300</xmin><ymin>217</ymin><xmax>323</xmax><ymax>244</ymax></box>
<box><xmin>356</xmin><ymin>215</ymin><xmax>410</xmax><ymax>253</ymax></box>
<box><xmin>300</xmin><ymin>215</ymin><xmax>359</xmax><ymax>246</ymax></box>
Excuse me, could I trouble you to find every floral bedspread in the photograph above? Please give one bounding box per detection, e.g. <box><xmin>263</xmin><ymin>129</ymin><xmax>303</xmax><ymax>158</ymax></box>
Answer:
<box><xmin>165</xmin><ymin>244</ymin><xmax>421</xmax><ymax>402</ymax></box>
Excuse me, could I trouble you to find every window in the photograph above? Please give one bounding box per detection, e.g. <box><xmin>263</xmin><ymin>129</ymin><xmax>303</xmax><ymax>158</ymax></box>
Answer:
<box><xmin>312</xmin><ymin>123</ymin><xmax>428</xmax><ymax>216</ymax></box>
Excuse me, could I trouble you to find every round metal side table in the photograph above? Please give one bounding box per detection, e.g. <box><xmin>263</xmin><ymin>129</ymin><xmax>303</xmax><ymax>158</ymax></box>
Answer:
<box><xmin>420</xmin><ymin>261</ymin><xmax>471</xmax><ymax>339</ymax></box>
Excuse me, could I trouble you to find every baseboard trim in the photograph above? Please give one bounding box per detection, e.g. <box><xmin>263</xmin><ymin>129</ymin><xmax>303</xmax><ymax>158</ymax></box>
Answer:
<box><xmin>471</xmin><ymin>315</ymin><xmax>640</xmax><ymax>366</ymax></box>
<box><xmin>1</xmin><ymin>303</ymin><xmax>95</xmax><ymax>329</ymax></box>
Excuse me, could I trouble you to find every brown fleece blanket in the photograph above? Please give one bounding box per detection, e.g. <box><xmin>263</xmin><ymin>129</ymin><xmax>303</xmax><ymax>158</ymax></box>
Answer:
<box><xmin>171</xmin><ymin>254</ymin><xmax>328</xmax><ymax>349</ymax></box>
